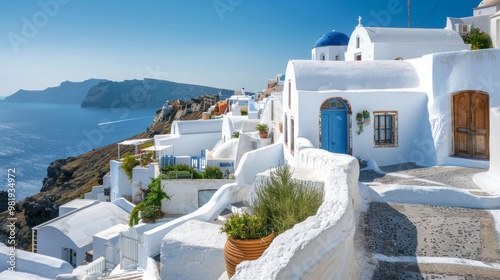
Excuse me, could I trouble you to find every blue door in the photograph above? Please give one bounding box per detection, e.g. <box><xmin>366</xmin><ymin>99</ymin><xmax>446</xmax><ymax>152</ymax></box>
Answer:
<box><xmin>321</xmin><ymin>101</ymin><xmax>348</xmax><ymax>154</ymax></box>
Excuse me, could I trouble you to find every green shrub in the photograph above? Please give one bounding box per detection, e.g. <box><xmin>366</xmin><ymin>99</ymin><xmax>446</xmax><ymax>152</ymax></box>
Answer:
<box><xmin>140</xmin><ymin>204</ymin><xmax>163</xmax><ymax>223</ymax></box>
<box><xmin>252</xmin><ymin>165</ymin><xmax>324</xmax><ymax>235</ymax></box>
<box><xmin>145</xmin><ymin>176</ymin><xmax>171</xmax><ymax>207</ymax></box>
<box><xmin>141</xmin><ymin>151</ymin><xmax>154</xmax><ymax>166</ymax></box>
<box><xmin>220</xmin><ymin>213</ymin><xmax>270</xmax><ymax>240</ymax></box>
<box><xmin>173</xmin><ymin>164</ymin><xmax>192</xmax><ymax>171</ymax></box>
<box><xmin>232</xmin><ymin>131</ymin><xmax>240</xmax><ymax>138</ymax></box>
<box><xmin>161</xmin><ymin>164</ymin><xmax>202</xmax><ymax>179</ymax></box>
<box><xmin>240</xmin><ymin>110</ymin><xmax>248</xmax><ymax>116</ymax></box>
<box><xmin>129</xmin><ymin>202</ymin><xmax>146</xmax><ymax>226</ymax></box>
<box><xmin>121</xmin><ymin>153</ymin><xmax>139</xmax><ymax>180</ymax></box>
<box><xmin>203</xmin><ymin>166</ymin><xmax>223</xmax><ymax>179</ymax></box>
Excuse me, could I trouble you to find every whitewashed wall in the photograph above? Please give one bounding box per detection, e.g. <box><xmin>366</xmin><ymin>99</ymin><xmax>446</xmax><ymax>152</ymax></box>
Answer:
<box><xmin>140</xmin><ymin>182</ymin><xmax>247</xmax><ymax>269</ymax></box>
<box><xmin>155</xmin><ymin>132</ymin><xmax>221</xmax><ymax>157</ymax></box>
<box><xmin>37</xmin><ymin>226</ymin><xmax>89</xmax><ymax>268</ymax></box>
<box><xmin>161</xmin><ymin>179</ymin><xmax>231</xmax><ymax>215</ymax></box>
<box><xmin>492</xmin><ymin>14</ymin><xmax>500</xmax><ymax>48</ymax></box>
<box><xmin>235</xmin><ymin>142</ymin><xmax>284</xmax><ymax>187</ymax></box>
<box><xmin>234</xmin><ymin>148</ymin><xmax>360</xmax><ymax>279</ymax></box>
<box><xmin>295</xmin><ymin>90</ymin><xmax>428</xmax><ymax>166</ymax></box>
<box><xmin>423</xmin><ymin>49</ymin><xmax>500</xmax><ymax>166</ymax></box>
<box><xmin>110</xmin><ymin>160</ymin><xmax>132</xmax><ymax>202</ymax></box>
<box><xmin>131</xmin><ymin>163</ymin><xmax>159</xmax><ymax>203</ymax></box>
<box><xmin>312</xmin><ymin>45</ymin><xmax>347</xmax><ymax>61</ymax></box>
<box><xmin>489</xmin><ymin>108</ymin><xmax>500</xmax><ymax>181</ymax></box>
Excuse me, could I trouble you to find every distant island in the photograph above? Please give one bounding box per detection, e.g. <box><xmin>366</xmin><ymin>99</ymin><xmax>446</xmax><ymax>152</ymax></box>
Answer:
<box><xmin>3</xmin><ymin>79</ymin><xmax>108</xmax><ymax>104</ymax></box>
<box><xmin>3</xmin><ymin>78</ymin><xmax>236</xmax><ymax>109</ymax></box>
<box><xmin>81</xmin><ymin>78</ymin><xmax>235</xmax><ymax>108</ymax></box>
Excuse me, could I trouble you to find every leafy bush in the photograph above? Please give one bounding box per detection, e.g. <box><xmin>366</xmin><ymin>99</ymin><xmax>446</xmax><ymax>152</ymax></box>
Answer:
<box><xmin>145</xmin><ymin>176</ymin><xmax>171</xmax><ymax>206</ymax></box>
<box><xmin>129</xmin><ymin>202</ymin><xmax>146</xmax><ymax>226</ymax></box>
<box><xmin>220</xmin><ymin>213</ymin><xmax>270</xmax><ymax>240</ymax></box>
<box><xmin>232</xmin><ymin>131</ymin><xmax>240</xmax><ymax>138</ymax></box>
<box><xmin>140</xmin><ymin>204</ymin><xmax>163</xmax><ymax>223</ymax></box>
<box><xmin>240</xmin><ymin>110</ymin><xmax>248</xmax><ymax>116</ymax></box>
<box><xmin>161</xmin><ymin>164</ymin><xmax>202</xmax><ymax>179</ymax></box>
<box><xmin>141</xmin><ymin>151</ymin><xmax>154</xmax><ymax>166</ymax></box>
<box><xmin>121</xmin><ymin>153</ymin><xmax>139</xmax><ymax>180</ymax></box>
<box><xmin>252</xmin><ymin>165</ymin><xmax>324</xmax><ymax>235</ymax></box>
<box><xmin>161</xmin><ymin>171</ymin><xmax>193</xmax><ymax>179</ymax></box>
<box><xmin>464</xmin><ymin>27</ymin><xmax>493</xmax><ymax>49</ymax></box>
<box><xmin>203</xmin><ymin>166</ymin><xmax>224</xmax><ymax>179</ymax></box>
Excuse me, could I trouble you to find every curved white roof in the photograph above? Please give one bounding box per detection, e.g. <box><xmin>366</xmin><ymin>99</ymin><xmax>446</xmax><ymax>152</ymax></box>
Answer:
<box><xmin>39</xmin><ymin>202</ymin><xmax>129</xmax><ymax>248</ymax></box>
<box><xmin>289</xmin><ymin>60</ymin><xmax>419</xmax><ymax>91</ymax></box>
<box><xmin>356</xmin><ymin>27</ymin><xmax>465</xmax><ymax>45</ymax></box>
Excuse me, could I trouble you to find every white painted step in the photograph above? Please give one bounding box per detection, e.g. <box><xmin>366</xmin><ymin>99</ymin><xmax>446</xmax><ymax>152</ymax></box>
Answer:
<box><xmin>101</xmin><ymin>271</ymin><xmax>144</xmax><ymax>280</ymax></box>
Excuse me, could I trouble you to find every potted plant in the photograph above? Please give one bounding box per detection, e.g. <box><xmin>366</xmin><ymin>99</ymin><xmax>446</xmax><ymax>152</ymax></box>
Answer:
<box><xmin>221</xmin><ymin>213</ymin><xmax>274</xmax><ymax>278</ymax></box>
<box><xmin>356</xmin><ymin>110</ymin><xmax>371</xmax><ymax>135</ymax></box>
<box><xmin>255</xmin><ymin>123</ymin><xmax>269</xmax><ymax>138</ymax></box>
<box><xmin>356</xmin><ymin>112</ymin><xmax>363</xmax><ymax>122</ymax></box>
<box><xmin>362</xmin><ymin>110</ymin><xmax>370</xmax><ymax>119</ymax></box>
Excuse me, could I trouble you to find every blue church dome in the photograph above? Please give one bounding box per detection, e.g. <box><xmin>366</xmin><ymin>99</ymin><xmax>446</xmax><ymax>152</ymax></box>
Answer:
<box><xmin>314</xmin><ymin>31</ymin><xmax>349</xmax><ymax>48</ymax></box>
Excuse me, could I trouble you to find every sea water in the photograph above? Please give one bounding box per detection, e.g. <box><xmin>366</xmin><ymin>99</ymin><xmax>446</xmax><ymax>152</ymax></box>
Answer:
<box><xmin>0</xmin><ymin>102</ymin><xmax>156</xmax><ymax>200</ymax></box>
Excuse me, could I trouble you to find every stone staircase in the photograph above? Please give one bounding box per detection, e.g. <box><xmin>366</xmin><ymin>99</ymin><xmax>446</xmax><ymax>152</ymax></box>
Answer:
<box><xmin>101</xmin><ymin>271</ymin><xmax>144</xmax><ymax>280</ymax></box>
<box><xmin>214</xmin><ymin>201</ymin><xmax>251</xmax><ymax>225</ymax></box>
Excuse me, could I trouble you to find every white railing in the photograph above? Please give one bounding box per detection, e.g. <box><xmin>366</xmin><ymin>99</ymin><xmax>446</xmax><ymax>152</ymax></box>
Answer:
<box><xmin>84</xmin><ymin>256</ymin><xmax>106</xmax><ymax>276</ymax></box>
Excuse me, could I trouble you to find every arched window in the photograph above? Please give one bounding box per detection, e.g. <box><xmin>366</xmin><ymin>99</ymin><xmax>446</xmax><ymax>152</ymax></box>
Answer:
<box><xmin>320</xmin><ymin>53</ymin><xmax>325</xmax><ymax>61</ymax></box>
<box><xmin>356</xmin><ymin>35</ymin><xmax>360</xmax><ymax>49</ymax></box>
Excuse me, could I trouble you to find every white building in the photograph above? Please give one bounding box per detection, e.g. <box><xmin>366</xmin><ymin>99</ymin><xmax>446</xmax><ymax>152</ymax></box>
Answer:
<box><xmin>311</xmin><ymin>30</ymin><xmax>349</xmax><ymax>61</ymax></box>
<box><xmin>446</xmin><ymin>0</ymin><xmax>500</xmax><ymax>48</ymax></box>
<box><xmin>33</xmin><ymin>200</ymin><xmax>130</xmax><ymax>267</ymax></box>
<box><xmin>284</xmin><ymin>28</ymin><xmax>499</xmax><ymax>169</ymax></box>
<box><xmin>345</xmin><ymin>23</ymin><xmax>469</xmax><ymax>61</ymax></box>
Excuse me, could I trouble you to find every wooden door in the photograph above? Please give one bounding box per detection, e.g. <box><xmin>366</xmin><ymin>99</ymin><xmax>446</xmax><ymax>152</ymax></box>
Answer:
<box><xmin>453</xmin><ymin>91</ymin><xmax>489</xmax><ymax>158</ymax></box>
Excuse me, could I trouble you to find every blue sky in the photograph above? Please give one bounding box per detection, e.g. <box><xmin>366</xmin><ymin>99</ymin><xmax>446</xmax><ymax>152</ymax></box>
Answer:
<box><xmin>0</xmin><ymin>0</ymin><xmax>482</xmax><ymax>96</ymax></box>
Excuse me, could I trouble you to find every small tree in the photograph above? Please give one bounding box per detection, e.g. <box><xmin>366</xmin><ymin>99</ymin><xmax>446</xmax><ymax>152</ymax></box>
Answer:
<box><xmin>146</xmin><ymin>176</ymin><xmax>171</xmax><ymax>206</ymax></box>
<box><xmin>464</xmin><ymin>27</ymin><xmax>493</xmax><ymax>50</ymax></box>
<box><xmin>120</xmin><ymin>153</ymin><xmax>139</xmax><ymax>180</ymax></box>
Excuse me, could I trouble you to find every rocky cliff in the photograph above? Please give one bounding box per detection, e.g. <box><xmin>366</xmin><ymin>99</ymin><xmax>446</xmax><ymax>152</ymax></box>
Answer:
<box><xmin>3</xmin><ymin>79</ymin><xmax>108</xmax><ymax>104</ymax></box>
<box><xmin>81</xmin><ymin>78</ymin><xmax>234</xmax><ymax>108</ymax></box>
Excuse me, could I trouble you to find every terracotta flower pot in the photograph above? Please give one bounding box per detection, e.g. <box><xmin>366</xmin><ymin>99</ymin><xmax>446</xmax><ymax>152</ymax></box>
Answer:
<box><xmin>224</xmin><ymin>232</ymin><xmax>275</xmax><ymax>279</ymax></box>
<box><xmin>259</xmin><ymin>131</ymin><xmax>268</xmax><ymax>138</ymax></box>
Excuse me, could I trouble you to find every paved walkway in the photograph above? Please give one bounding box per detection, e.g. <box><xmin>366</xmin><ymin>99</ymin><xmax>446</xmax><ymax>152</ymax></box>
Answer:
<box><xmin>357</xmin><ymin>163</ymin><xmax>500</xmax><ymax>279</ymax></box>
